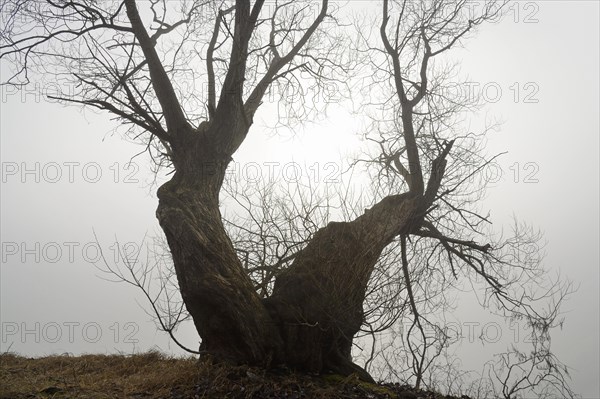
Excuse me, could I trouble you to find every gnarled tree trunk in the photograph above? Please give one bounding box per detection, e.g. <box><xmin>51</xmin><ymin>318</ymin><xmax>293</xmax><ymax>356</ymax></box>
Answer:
<box><xmin>142</xmin><ymin>0</ymin><xmax>450</xmax><ymax>381</ymax></box>
<box><xmin>154</xmin><ymin>122</ymin><xmax>283</xmax><ymax>364</ymax></box>
<box><xmin>263</xmin><ymin>193</ymin><xmax>428</xmax><ymax>381</ymax></box>
<box><xmin>155</xmin><ymin>122</ymin><xmax>443</xmax><ymax>380</ymax></box>
<box><xmin>153</xmin><ymin>109</ymin><xmax>452</xmax><ymax>378</ymax></box>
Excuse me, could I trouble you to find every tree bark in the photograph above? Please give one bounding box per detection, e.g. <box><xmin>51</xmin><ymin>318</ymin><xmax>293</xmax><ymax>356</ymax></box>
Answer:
<box><xmin>263</xmin><ymin>192</ymin><xmax>427</xmax><ymax>381</ymax></box>
<box><xmin>155</xmin><ymin>124</ymin><xmax>282</xmax><ymax>365</ymax></box>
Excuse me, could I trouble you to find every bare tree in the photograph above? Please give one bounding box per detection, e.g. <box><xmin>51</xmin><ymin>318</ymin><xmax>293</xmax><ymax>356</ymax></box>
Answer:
<box><xmin>1</xmin><ymin>0</ymin><xmax>575</xmax><ymax>390</ymax></box>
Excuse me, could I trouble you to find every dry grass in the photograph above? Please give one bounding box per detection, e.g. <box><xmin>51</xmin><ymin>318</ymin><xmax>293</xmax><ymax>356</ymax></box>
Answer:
<box><xmin>0</xmin><ymin>351</ymin><xmax>203</xmax><ymax>398</ymax></box>
<box><xmin>0</xmin><ymin>351</ymin><xmax>468</xmax><ymax>399</ymax></box>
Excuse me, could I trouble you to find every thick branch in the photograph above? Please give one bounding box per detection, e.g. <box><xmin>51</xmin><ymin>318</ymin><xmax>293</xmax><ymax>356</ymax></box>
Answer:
<box><xmin>381</xmin><ymin>0</ymin><xmax>424</xmax><ymax>195</ymax></box>
<box><xmin>408</xmin><ymin>27</ymin><xmax>431</xmax><ymax>106</ymax></box>
<box><xmin>206</xmin><ymin>6</ymin><xmax>235</xmax><ymax>119</ymax></box>
<box><xmin>207</xmin><ymin>0</ymin><xmax>265</xmax><ymax>155</ymax></box>
<box><xmin>124</xmin><ymin>0</ymin><xmax>187</xmax><ymax>136</ymax></box>
<box><xmin>392</xmin><ymin>152</ymin><xmax>413</xmax><ymax>190</ymax></box>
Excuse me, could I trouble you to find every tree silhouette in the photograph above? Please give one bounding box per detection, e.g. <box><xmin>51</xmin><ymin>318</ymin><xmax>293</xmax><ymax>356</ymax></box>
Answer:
<box><xmin>1</xmin><ymin>0</ymin><xmax>575</xmax><ymax>391</ymax></box>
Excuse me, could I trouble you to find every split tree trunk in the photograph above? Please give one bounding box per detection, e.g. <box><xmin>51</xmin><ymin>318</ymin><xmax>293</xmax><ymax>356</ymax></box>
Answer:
<box><xmin>155</xmin><ymin>129</ymin><xmax>434</xmax><ymax>380</ymax></box>
<box><xmin>130</xmin><ymin>0</ymin><xmax>403</xmax><ymax>379</ymax></box>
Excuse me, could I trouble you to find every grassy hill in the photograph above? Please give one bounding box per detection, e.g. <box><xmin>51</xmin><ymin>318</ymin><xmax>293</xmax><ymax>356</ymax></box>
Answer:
<box><xmin>0</xmin><ymin>351</ymin><xmax>472</xmax><ymax>399</ymax></box>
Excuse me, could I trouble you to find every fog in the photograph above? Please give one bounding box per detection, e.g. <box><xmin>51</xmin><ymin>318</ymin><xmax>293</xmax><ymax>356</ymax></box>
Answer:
<box><xmin>1</xmin><ymin>1</ymin><xmax>598</xmax><ymax>397</ymax></box>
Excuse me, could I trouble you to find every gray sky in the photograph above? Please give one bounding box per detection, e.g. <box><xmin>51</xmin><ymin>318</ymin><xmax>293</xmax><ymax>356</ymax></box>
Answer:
<box><xmin>1</xmin><ymin>1</ymin><xmax>598</xmax><ymax>397</ymax></box>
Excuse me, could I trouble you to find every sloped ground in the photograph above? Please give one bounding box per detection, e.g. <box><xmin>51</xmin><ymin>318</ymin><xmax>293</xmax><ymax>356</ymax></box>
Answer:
<box><xmin>0</xmin><ymin>351</ymin><xmax>472</xmax><ymax>399</ymax></box>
